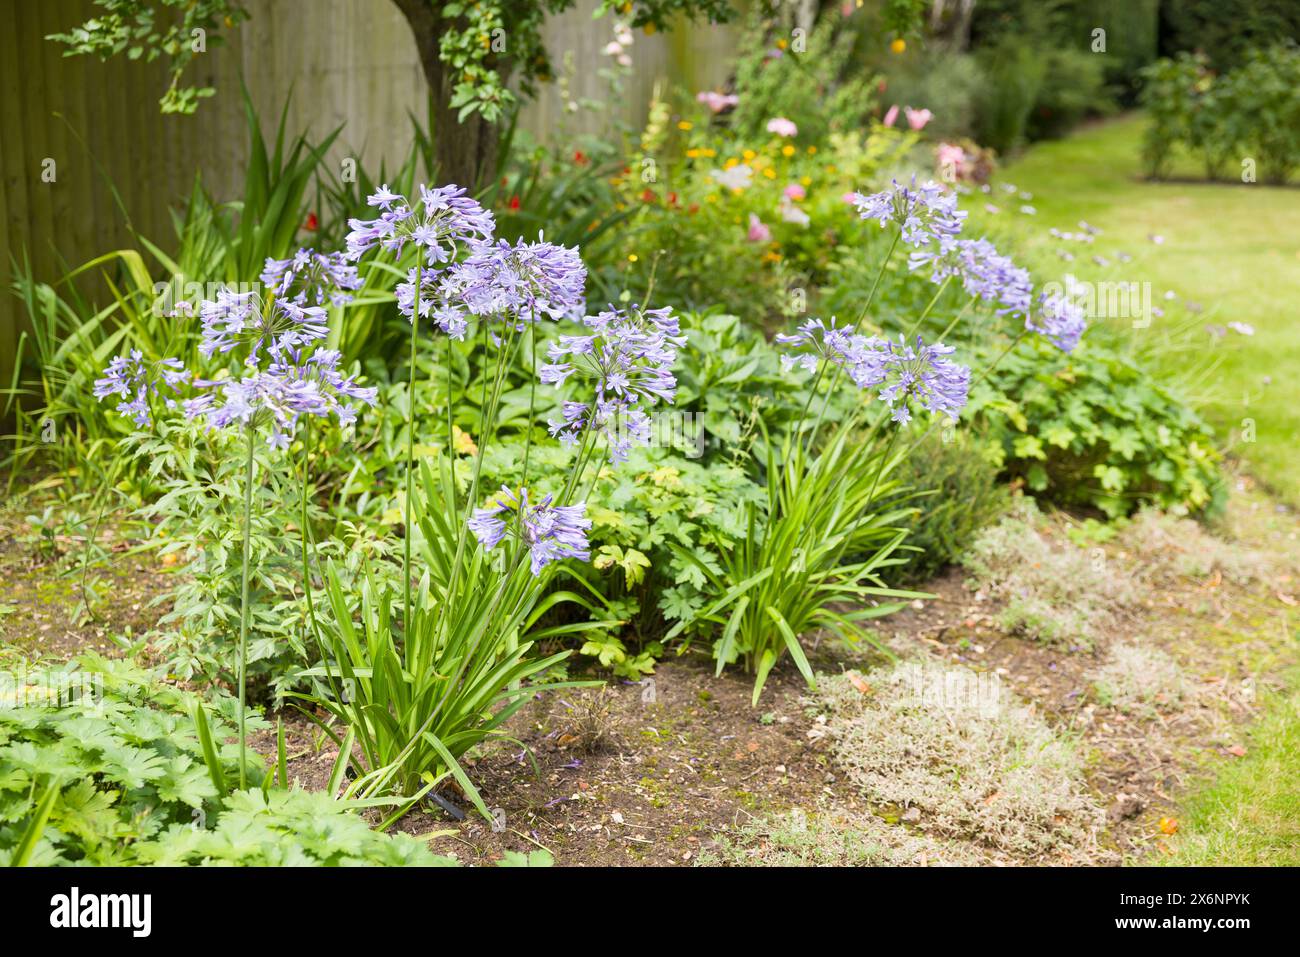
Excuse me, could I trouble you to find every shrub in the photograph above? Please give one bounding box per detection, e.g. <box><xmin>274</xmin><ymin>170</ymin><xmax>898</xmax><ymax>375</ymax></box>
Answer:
<box><xmin>1140</xmin><ymin>45</ymin><xmax>1300</xmax><ymax>184</ymax></box>
<box><xmin>973</xmin><ymin>41</ymin><xmax>1046</xmax><ymax>154</ymax></box>
<box><xmin>0</xmin><ymin>654</ymin><xmax>448</xmax><ymax>866</ymax></box>
<box><xmin>883</xmin><ymin>429</ymin><xmax>1011</xmax><ymax>582</ymax></box>
<box><xmin>970</xmin><ymin>335</ymin><xmax>1223</xmax><ymax>518</ymax></box>
<box><xmin>698</xmin><ymin>806</ymin><xmax>992</xmax><ymax>867</ymax></box>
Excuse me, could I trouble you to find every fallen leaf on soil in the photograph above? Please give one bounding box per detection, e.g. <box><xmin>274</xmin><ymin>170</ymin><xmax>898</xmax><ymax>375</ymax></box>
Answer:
<box><xmin>1159</xmin><ymin>816</ymin><xmax>1179</xmax><ymax>835</ymax></box>
<box><xmin>1226</xmin><ymin>744</ymin><xmax>1247</xmax><ymax>757</ymax></box>
<box><xmin>847</xmin><ymin>671</ymin><xmax>871</xmax><ymax>694</ymax></box>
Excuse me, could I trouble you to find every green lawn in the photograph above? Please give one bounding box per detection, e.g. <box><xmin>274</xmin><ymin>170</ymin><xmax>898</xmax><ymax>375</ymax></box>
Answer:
<box><xmin>977</xmin><ymin>114</ymin><xmax>1300</xmax><ymax>504</ymax></box>
<box><xmin>1159</xmin><ymin>674</ymin><xmax>1300</xmax><ymax>866</ymax></box>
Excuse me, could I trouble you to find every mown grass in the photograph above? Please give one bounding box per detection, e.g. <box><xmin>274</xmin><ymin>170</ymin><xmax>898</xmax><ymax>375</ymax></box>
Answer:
<box><xmin>1159</xmin><ymin>674</ymin><xmax>1300</xmax><ymax>866</ymax></box>
<box><xmin>976</xmin><ymin>113</ymin><xmax>1300</xmax><ymax>506</ymax></box>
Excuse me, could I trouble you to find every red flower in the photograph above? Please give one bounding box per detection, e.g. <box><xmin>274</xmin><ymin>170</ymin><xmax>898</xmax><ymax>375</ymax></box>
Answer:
<box><xmin>667</xmin><ymin>191</ymin><xmax>679</xmax><ymax>206</ymax></box>
<box><xmin>303</xmin><ymin>212</ymin><xmax>319</xmax><ymax>232</ymax></box>
<box><xmin>574</xmin><ymin>150</ymin><xmax>589</xmax><ymax>165</ymax></box>
<box><xmin>640</xmin><ymin>189</ymin><xmax>657</xmax><ymax>204</ymax></box>
<box><xmin>688</xmin><ymin>203</ymin><xmax>700</xmax><ymax>214</ymax></box>
<box><xmin>508</xmin><ymin>195</ymin><xmax>521</xmax><ymax>211</ymax></box>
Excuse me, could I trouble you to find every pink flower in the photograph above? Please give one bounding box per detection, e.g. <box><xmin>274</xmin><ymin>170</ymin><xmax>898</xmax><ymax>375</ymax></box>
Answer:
<box><xmin>841</xmin><ymin>192</ymin><xmax>859</xmax><ymax>204</ymax></box>
<box><xmin>905</xmin><ymin>107</ymin><xmax>933</xmax><ymax>131</ymax></box>
<box><xmin>883</xmin><ymin>105</ymin><xmax>899</xmax><ymax>128</ymax></box>
<box><xmin>747</xmin><ymin>213</ymin><xmax>771</xmax><ymax>243</ymax></box>
<box><xmin>783</xmin><ymin>182</ymin><xmax>806</xmax><ymax>201</ymax></box>
<box><xmin>766</xmin><ymin>117</ymin><xmax>798</xmax><ymax>138</ymax></box>
<box><xmin>696</xmin><ymin>90</ymin><xmax>739</xmax><ymax>114</ymax></box>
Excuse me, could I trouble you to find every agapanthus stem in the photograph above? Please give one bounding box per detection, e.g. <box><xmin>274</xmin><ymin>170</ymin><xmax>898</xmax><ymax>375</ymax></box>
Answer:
<box><xmin>404</xmin><ymin>261</ymin><xmax>423</xmax><ymax>635</ymax></box>
<box><xmin>902</xmin><ymin>274</ymin><xmax>952</xmax><ymax>342</ymax></box>
<box><xmin>521</xmin><ymin>313</ymin><xmax>538</xmax><ymax>488</ymax></box>
<box><xmin>237</xmin><ymin>422</ymin><xmax>256</xmax><ymax>790</ymax></box>
<box><xmin>805</xmin><ymin>229</ymin><xmax>902</xmax><ymax>452</ymax></box>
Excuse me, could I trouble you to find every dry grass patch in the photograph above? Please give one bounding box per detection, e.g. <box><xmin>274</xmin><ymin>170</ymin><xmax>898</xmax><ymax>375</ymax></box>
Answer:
<box><xmin>961</xmin><ymin>498</ymin><xmax>1138</xmax><ymax>649</ymax></box>
<box><xmin>1091</xmin><ymin>641</ymin><xmax>1186</xmax><ymax>714</ymax></box>
<box><xmin>813</xmin><ymin>662</ymin><xmax>1106</xmax><ymax>860</ymax></box>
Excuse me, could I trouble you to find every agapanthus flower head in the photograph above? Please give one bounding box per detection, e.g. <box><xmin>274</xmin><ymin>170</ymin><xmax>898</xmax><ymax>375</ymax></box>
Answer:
<box><xmin>184</xmin><ymin>352</ymin><xmax>377</xmax><ymax>450</ymax></box>
<box><xmin>468</xmin><ymin>486</ymin><xmax>592</xmax><ymax>576</ymax></box>
<box><xmin>543</xmin><ymin>304</ymin><xmax>682</xmax><ymax>465</ymax></box>
<box><xmin>93</xmin><ymin>350</ymin><xmax>189</xmax><ymax>427</ymax></box>
<box><xmin>909</xmin><ymin>236</ymin><xmax>1033</xmax><ymax>316</ymax></box>
<box><xmin>450</xmin><ymin>234</ymin><xmax>587</xmax><ymax>322</ymax></box>
<box><xmin>197</xmin><ymin>286</ymin><xmax>329</xmax><ymax>364</ymax></box>
<box><xmin>851</xmin><ymin>177</ymin><xmax>966</xmax><ymax>247</ymax></box>
<box><xmin>1028</xmin><ymin>290</ymin><xmax>1087</xmax><ymax>353</ymax></box>
<box><xmin>261</xmin><ymin>248</ymin><xmax>362</xmax><ymax>307</ymax></box>
<box><xmin>875</xmin><ymin>335</ymin><xmax>971</xmax><ymax>425</ymax></box>
<box><xmin>775</xmin><ymin>319</ymin><xmax>878</xmax><ymax>377</ymax></box>
<box><xmin>344</xmin><ymin>182</ymin><xmax>495</xmax><ymax>265</ymax></box>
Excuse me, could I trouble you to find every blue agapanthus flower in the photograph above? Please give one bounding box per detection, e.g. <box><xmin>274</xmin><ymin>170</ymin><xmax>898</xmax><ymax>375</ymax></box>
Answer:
<box><xmin>909</xmin><ymin>236</ymin><xmax>1034</xmax><ymax>317</ymax></box>
<box><xmin>468</xmin><ymin>485</ymin><xmax>592</xmax><ymax>576</ymax></box>
<box><xmin>93</xmin><ymin>350</ymin><xmax>189</xmax><ymax>427</ymax></box>
<box><xmin>851</xmin><ymin>178</ymin><xmax>967</xmax><ymax>248</ymax></box>
<box><xmin>875</xmin><ymin>335</ymin><xmax>971</xmax><ymax>424</ymax></box>
<box><xmin>197</xmin><ymin>287</ymin><xmax>329</xmax><ymax>364</ymax></box>
<box><xmin>345</xmin><ymin>183</ymin><xmax>494</xmax><ymax>265</ymax></box>
<box><xmin>1027</xmin><ymin>290</ymin><xmax>1087</xmax><ymax>353</ymax></box>
<box><xmin>261</xmin><ymin>248</ymin><xmax>362</xmax><ymax>307</ymax></box>
<box><xmin>183</xmin><ymin>351</ymin><xmax>377</xmax><ymax>450</ymax></box>
<box><xmin>542</xmin><ymin>304</ymin><xmax>682</xmax><ymax>464</ymax></box>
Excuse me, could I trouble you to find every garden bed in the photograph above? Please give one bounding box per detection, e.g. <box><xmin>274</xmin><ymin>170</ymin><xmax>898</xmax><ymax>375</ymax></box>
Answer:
<box><xmin>9</xmin><ymin>471</ymin><xmax>1293</xmax><ymax>866</ymax></box>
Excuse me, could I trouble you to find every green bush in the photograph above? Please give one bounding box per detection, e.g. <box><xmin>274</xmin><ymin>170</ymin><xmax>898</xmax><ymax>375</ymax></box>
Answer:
<box><xmin>1026</xmin><ymin>48</ymin><xmax>1114</xmax><ymax>141</ymax></box>
<box><xmin>974</xmin><ymin>41</ymin><xmax>1046</xmax><ymax>154</ymax></box>
<box><xmin>1140</xmin><ymin>45</ymin><xmax>1300</xmax><ymax>184</ymax></box>
<box><xmin>0</xmin><ymin>654</ymin><xmax>448</xmax><ymax>866</ymax></box>
<box><xmin>970</xmin><ymin>336</ymin><xmax>1224</xmax><ymax>518</ymax></box>
<box><xmin>884</xmin><ymin>429</ymin><xmax>1011</xmax><ymax>582</ymax></box>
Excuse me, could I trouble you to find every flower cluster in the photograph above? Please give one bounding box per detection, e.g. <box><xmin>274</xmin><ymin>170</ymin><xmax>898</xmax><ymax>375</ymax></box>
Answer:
<box><xmin>541</xmin><ymin>304</ymin><xmax>682</xmax><ymax>464</ymax></box>
<box><xmin>851</xmin><ymin>178</ymin><xmax>966</xmax><ymax>248</ymax></box>
<box><xmin>468</xmin><ymin>486</ymin><xmax>592</xmax><ymax>576</ymax></box>
<box><xmin>448</xmin><ymin>235</ymin><xmax>587</xmax><ymax>322</ymax></box>
<box><xmin>261</xmin><ymin>248</ymin><xmax>362</xmax><ymax>307</ymax></box>
<box><xmin>776</xmin><ymin>323</ymin><xmax>970</xmax><ymax>425</ymax></box>
<box><xmin>345</xmin><ymin>184</ymin><xmax>495</xmax><ymax>266</ymax></box>
<box><xmin>198</xmin><ymin>288</ymin><xmax>329</xmax><ymax>364</ymax></box>
<box><xmin>93</xmin><ymin>350</ymin><xmax>188</xmax><ymax>427</ymax></box>
<box><xmin>1027</xmin><ymin>290</ymin><xmax>1087</xmax><ymax>354</ymax></box>
<box><xmin>910</xmin><ymin>237</ymin><xmax>1033</xmax><ymax>316</ymax></box>
<box><xmin>874</xmin><ymin>335</ymin><xmax>971</xmax><ymax>424</ymax></box>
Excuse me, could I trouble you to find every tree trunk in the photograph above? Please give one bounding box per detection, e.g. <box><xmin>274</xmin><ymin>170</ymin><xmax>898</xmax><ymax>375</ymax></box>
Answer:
<box><xmin>391</xmin><ymin>0</ymin><xmax>502</xmax><ymax>189</ymax></box>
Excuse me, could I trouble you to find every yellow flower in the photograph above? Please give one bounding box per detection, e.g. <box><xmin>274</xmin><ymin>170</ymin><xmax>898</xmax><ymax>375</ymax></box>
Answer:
<box><xmin>725</xmin><ymin>157</ymin><xmax>739</xmax><ymax>169</ymax></box>
<box><xmin>890</xmin><ymin>38</ymin><xmax>906</xmax><ymax>54</ymax></box>
<box><xmin>706</xmin><ymin>193</ymin><xmax>718</xmax><ymax>203</ymax></box>
<box><xmin>685</xmin><ymin>147</ymin><xmax>702</xmax><ymax>158</ymax></box>
<box><xmin>678</xmin><ymin>120</ymin><xmax>693</xmax><ymax>131</ymax></box>
<box><xmin>628</xmin><ymin>253</ymin><xmax>639</xmax><ymax>262</ymax></box>
<box><xmin>762</xmin><ymin>167</ymin><xmax>776</xmax><ymax>179</ymax></box>
<box><xmin>800</xmin><ymin>175</ymin><xmax>812</xmax><ymax>186</ymax></box>
<box><xmin>452</xmin><ymin>425</ymin><xmax>478</xmax><ymax>456</ymax></box>
<box><xmin>644</xmin><ymin>23</ymin><xmax>656</xmax><ymax>35</ymax></box>
<box><xmin>807</xmin><ymin>145</ymin><xmax>818</xmax><ymax>154</ymax></box>
<box><xmin>742</xmin><ymin>149</ymin><xmax>756</xmax><ymax>161</ymax></box>
<box><xmin>776</xmin><ymin>38</ymin><xmax>787</xmax><ymax>50</ymax></box>
<box><xmin>781</xmin><ymin>144</ymin><xmax>795</xmax><ymax>157</ymax></box>
<box><xmin>701</xmin><ymin>147</ymin><xmax>717</xmax><ymax>157</ymax></box>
